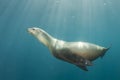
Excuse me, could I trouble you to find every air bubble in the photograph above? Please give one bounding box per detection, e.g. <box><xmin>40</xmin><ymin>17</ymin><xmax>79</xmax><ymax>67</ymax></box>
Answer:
<box><xmin>104</xmin><ymin>3</ymin><xmax>107</xmax><ymax>5</ymax></box>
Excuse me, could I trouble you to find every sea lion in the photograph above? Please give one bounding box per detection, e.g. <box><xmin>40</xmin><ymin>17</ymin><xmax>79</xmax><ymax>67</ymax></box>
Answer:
<box><xmin>27</xmin><ymin>27</ymin><xmax>110</xmax><ymax>71</ymax></box>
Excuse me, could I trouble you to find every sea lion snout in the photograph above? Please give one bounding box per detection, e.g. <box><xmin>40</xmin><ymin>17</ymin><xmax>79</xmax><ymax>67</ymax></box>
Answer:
<box><xmin>28</xmin><ymin>28</ymin><xmax>35</xmax><ymax>33</ymax></box>
<box><xmin>27</xmin><ymin>27</ymin><xmax>42</xmax><ymax>35</ymax></box>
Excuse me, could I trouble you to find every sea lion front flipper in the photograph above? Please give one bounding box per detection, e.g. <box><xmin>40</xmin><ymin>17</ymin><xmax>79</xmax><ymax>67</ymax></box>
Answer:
<box><xmin>76</xmin><ymin>65</ymin><xmax>88</xmax><ymax>71</ymax></box>
<box><xmin>83</xmin><ymin>59</ymin><xmax>93</xmax><ymax>66</ymax></box>
<box><xmin>75</xmin><ymin>58</ymin><xmax>92</xmax><ymax>71</ymax></box>
<box><xmin>75</xmin><ymin>57</ymin><xmax>93</xmax><ymax>66</ymax></box>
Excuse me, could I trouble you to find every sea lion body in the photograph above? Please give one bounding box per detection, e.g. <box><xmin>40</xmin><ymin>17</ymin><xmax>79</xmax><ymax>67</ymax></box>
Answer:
<box><xmin>52</xmin><ymin>41</ymin><xmax>108</xmax><ymax>61</ymax></box>
<box><xmin>28</xmin><ymin>27</ymin><xmax>109</xmax><ymax>71</ymax></box>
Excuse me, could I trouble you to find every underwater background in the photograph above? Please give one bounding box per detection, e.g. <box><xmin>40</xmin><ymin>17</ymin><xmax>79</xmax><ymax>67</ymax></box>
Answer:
<box><xmin>0</xmin><ymin>0</ymin><xmax>120</xmax><ymax>80</ymax></box>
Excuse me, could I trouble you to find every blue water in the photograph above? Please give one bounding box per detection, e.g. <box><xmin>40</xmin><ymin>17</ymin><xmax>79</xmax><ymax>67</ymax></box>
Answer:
<box><xmin>0</xmin><ymin>0</ymin><xmax>120</xmax><ymax>80</ymax></box>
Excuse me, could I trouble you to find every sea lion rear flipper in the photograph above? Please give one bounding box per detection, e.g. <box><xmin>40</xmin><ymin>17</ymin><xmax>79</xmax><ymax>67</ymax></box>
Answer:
<box><xmin>76</xmin><ymin>65</ymin><xmax>88</xmax><ymax>71</ymax></box>
<box><xmin>101</xmin><ymin>47</ymin><xmax>110</xmax><ymax>58</ymax></box>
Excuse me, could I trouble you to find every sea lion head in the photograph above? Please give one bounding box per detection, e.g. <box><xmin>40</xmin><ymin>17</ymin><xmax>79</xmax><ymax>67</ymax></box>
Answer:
<box><xmin>28</xmin><ymin>27</ymin><xmax>45</xmax><ymax>37</ymax></box>
<box><xmin>28</xmin><ymin>27</ymin><xmax>56</xmax><ymax>47</ymax></box>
